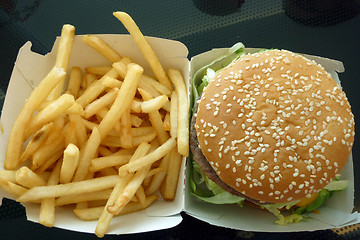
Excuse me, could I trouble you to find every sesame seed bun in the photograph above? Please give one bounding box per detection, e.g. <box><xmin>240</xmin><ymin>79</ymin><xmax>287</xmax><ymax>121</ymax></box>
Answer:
<box><xmin>194</xmin><ymin>49</ymin><xmax>355</xmax><ymax>204</ymax></box>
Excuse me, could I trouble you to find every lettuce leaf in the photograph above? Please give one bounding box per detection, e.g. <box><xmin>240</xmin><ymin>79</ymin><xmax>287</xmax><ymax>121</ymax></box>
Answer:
<box><xmin>190</xmin><ymin>161</ymin><xmax>244</xmax><ymax>205</ymax></box>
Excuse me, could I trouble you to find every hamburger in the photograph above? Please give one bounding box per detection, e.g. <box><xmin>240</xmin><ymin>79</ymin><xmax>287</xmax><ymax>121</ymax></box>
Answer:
<box><xmin>189</xmin><ymin>47</ymin><xmax>355</xmax><ymax>225</ymax></box>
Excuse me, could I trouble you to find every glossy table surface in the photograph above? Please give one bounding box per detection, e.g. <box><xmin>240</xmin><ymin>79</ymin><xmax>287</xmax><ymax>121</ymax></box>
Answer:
<box><xmin>0</xmin><ymin>0</ymin><xmax>359</xmax><ymax>239</ymax></box>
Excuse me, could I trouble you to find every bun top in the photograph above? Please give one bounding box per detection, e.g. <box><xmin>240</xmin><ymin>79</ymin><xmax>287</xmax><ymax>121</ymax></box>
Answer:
<box><xmin>194</xmin><ymin>49</ymin><xmax>355</xmax><ymax>203</ymax></box>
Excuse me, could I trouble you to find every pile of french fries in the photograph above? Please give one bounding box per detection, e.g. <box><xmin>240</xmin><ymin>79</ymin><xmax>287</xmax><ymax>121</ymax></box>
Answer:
<box><xmin>0</xmin><ymin>12</ymin><xmax>189</xmax><ymax>237</ymax></box>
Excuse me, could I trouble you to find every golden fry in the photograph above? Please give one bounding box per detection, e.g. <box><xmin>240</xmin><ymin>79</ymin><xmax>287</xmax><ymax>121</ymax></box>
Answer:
<box><xmin>15</xmin><ymin>166</ymin><xmax>46</xmax><ymax>188</ymax></box>
<box><xmin>25</xmin><ymin>94</ymin><xmax>75</xmax><ymax>139</ymax></box>
<box><xmin>17</xmin><ymin>175</ymin><xmax>120</xmax><ymax>202</ymax></box>
<box><xmin>0</xmin><ymin>177</ymin><xmax>28</xmax><ymax>197</ymax></box>
<box><xmin>118</xmin><ymin>138</ymin><xmax>176</xmax><ymax>177</ymax></box>
<box><xmin>90</xmin><ymin>154</ymin><xmax>131</xmax><ymax>172</ymax></box>
<box><xmin>66</xmin><ymin>67</ymin><xmax>82</xmax><ymax>98</ymax></box>
<box><xmin>5</xmin><ymin>66</ymin><xmax>66</xmax><ymax>170</ymax></box>
<box><xmin>113</xmin><ymin>11</ymin><xmax>173</xmax><ymax>91</ymax></box>
<box><xmin>145</xmin><ymin>152</ymin><xmax>170</xmax><ymax>195</ymax></box>
<box><xmin>76</xmin><ymin>68</ymin><xmax>119</xmax><ymax>108</ymax></box>
<box><xmin>85</xmin><ymin>66</ymin><xmax>112</xmax><ymax>76</ymax></box>
<box><xmin>56</xmin><ymin>189</ymin><xmax>112</xmax><ymax>206</ymax></box>
<box><xmin>39</xmin><ymin>160</ymin><xmax>62</xmax><ymax>227</ymax></box>
<box><xmin>84</xmin><ymin>88</ymin><xmax>119</xmax><ymax>119</ymax></box>
<box><xmin>82</xmin><ymin>35</ymin><xmax>122</xmax><ymax>63</ymax></box>
<box><xmin>119</xmin><ymin>107</ymin><xmax>132</xmax><ymax>148</ymax></box>
<box><xmin>138</xmin><ymin>88</ymin><xmax>169</xmax><ymax>144</ymax></box>
<box><xmin>168</xmin><ymin>69</ymin><xmax>189</xmax><ymax>156</ymax></box>
<box><xmin>161</xmin><ymin>149</ymin><xmax>182</xmax><ymax>200</ymax></box>
<box><xmin>20</xmin><ymin>122</ymin><xmax>54</xmax><ymax>164</ymax></box>
<box><xmin>73</xmin><ymin>127</ymin><xmax>101</xmax><ymax>182</ymax></box>
<box><xmin>170</xmin><ymin>91</ymin><xmax>178</xmax><ymax>138</ymax></box>
<box><xmin>0</xmin><ymin>170</ymin><xmax>17</xmax><ymax>182</ymax></box>
<box><xmin>141</xmin><ymin>95</ymin><xmax>168</xmax><ymax>113</ymax></box>
<box><xmin>97</xmin><ymin>63</ymin><xmax>143</xmax><ymax>139</ymax></box>
<box><xmin>60</xmin><ymin>144</ymin><xmax>80</xmax><ymax>184</ymax></box>
<box><xmin>49</xmin><ymin>24</ymin><xmax>76</xmax><ymax>100</ymax></box>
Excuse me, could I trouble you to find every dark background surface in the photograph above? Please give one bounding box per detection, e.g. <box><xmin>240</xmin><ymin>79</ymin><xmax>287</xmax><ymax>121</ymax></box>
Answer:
<box><xmin>0</xmin><ymin>0</ymin><xmax>360</xmax><ymax>239</ymax></box>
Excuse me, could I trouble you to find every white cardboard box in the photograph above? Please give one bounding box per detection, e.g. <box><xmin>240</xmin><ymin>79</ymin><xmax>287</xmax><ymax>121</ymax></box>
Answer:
<box><xmin>0</xmin><ymin>35</ymin><xmax>359</xmax><ymax>235</ymax></box>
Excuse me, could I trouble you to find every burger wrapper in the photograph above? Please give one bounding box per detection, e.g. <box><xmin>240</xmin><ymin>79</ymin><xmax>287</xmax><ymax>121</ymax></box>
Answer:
<box><xmin>185</xmin><ymin>47</ymin><xmax>360</xmax><ymax>232</ymax></box>
<box><xmin>0</xmin><ymin>35</ymin><xmax>358</xmax><ymax>234</ymax></box>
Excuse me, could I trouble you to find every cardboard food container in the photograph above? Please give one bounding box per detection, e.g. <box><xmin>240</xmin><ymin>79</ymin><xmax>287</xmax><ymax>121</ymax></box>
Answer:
<box><xmin>0</xmin><ymin>34</ymin><xmax>359</xmax><ymax>235</ymax></box>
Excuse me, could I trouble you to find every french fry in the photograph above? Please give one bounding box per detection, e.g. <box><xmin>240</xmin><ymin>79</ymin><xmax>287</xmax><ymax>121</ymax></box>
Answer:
<box><xmin>144</xmin><ymin>167</ymin><xmax>165</xmax><ymax>183</ymax></box>
<box><xmin>104</xmin><ymin>142</ymin><xmax>152</xmax><ymax>216</ymax></box>
<box><xmin>85</xmin><ymin>73</ymin><xmax>98</xmax><ymax>87</ymax></box>
<box><xmin>54</xmin><ymin>24</ymin><xmax>76</xmax><ymax>70</ymax></box>
<box><xmin>99</xmin><ymin>167</ymin><xmax>119</xmax><ymax>176</ymax></box>
<box><xmin>95</xmin><ymin>174</ymin><xmax>132</xmax><ymax>237</ymax></box>
<box><xmin>170</xmin><ymin>91</ymin><xmax>178</xmax><ymax>138</ymax></box>
<box><xmin>0</xmin><ymin>177</ymin><xmax>28</xmax><ymax>197</ymax></box>
<box><xmin>66</xmin><ymin>67</ymin><xmax>82</xmax><ymax>98</ymax></box>
<box><xmin>44</xmin><ymin>115</ymin><xmax>66</xmax><ymax>145</ymax></box>
<box><xmin>112</xmin><ymin>61</ymin><xmax>171</xmax><ymax>112</ymax></box>
<box><xmin>90</xmin><ymin>154</ymin><xmax>132</xmax><ymax>172</ymax></box>
<box><xmin>118</xmin><ymin>137</ymin><xmax>176</xmax><ymax>177</ymax></box>
<box><xmin>145</xmin><ymin>152</ymin><xmax>170</xmax><ymax>195</ymax></box>
<box><xmin>35</xmin><ymin>150</ymin><xmax>63</xmax><ymax>174</ymax></box>
<box><xmin>107</xmin><ymin>162</ymin><xmax>151</xmax><ymax>215</ymax></box>
<box><xmin>15</xmin><ymin>166</ymin><xmax>47</xmax><ymax>188</ymax></box>
<box><xmin>0</xmin><ymin>170</ymin><xmax>17</xmax><ymax>182</ymax></box>
<box><xmin>131</xmin><ymin>126</ymin><xmax>154</xmax><ymax>137</ymax></box>
<box><xmin>76</xmin><ymin>68</ymin><xmax>119</xmax><ymax>108</ymax></box>
<box><xmin>64</xmin><ymin>122</ymin><xmax>78</xmax><ymax>146</ymax></box>
<box><xmin>131</xmin><ymin>131</ymin><xmax>157</xmax><ymax>147</ymax></box>
<box><xmin>86</xmin><ymin>66</ymin><xmax>112</xmax><ymax>76</ymax></box>
<box><xmin>138</xmin><ymin>88</ymin><xmax>169</xmax><ymax>144</ymax></box>
<box><xmin>20</xmin><ymin>122</ymin><xmax>54</xmax><ymax>164</ymax></box>
<box><xmin>82</xmin><ymin>35</ymin><xmax>122</xmax><ymax>63</ymax></box>
<box><xmin>119</xmin><ymin>107</ymin><xmax>132</xmax><ymax>148</ymax></box>
<box><xmin>17</xmin><ymin>175</ymin><xmax>120</xmax><ymax>202</ymax></box>
<box><xmin>75</xmin><ymin>195</ymin><xmax>158</xmax><ymax>221</ymax></box>
<box><xmin>84</xmin><ymin>88</ymin><xmax>119</xmax><ymax>119</ymax></box>
<box><xmin>163</xmin><ymin>112</ymin><xmax>170</xmax><ymax>131</ymax></box>
<box><xmin>25</xmin><ymin>94</ymin><xmax>75</xmax><ymax>139</ymax></box>
<box><xmin>97</xmin><ymin>63</ymin><xmax>143</xmax><ymax>139</ymax></box>
<box><xmin>161</xmin><ymin>149</ymin><xmax>182</xmax><ymax>200</ymax></box>
<box><xmin>98</xmin><ymin>146</ymin><xmax>114</xmax><ymax>157</ymax></box>
<box><xmin>101</xmin><ymin>76</ymin><xmax>122</xmax><ymax>89</ymax></box>
<box><xmin>141</xmin><ymin>95</ymin><xmax>168</xmax><ymax>113</ymax></box>
<box><xmin>32</xmin><ymin>134</ymin><xmax>65</xmax><ymax>168</ymax></box>
<box><xmin>55</xmin><ymin>189</ymin><xmax>112</xmax><ymax>206</ymax></box>
<box><xmin>73</xmin><ymin>127</ymin><xmax>101</xmax><ymax>182</ymax></box>
<box><xmin>141</xmin><ymin>74</ymin><xmax>171</xmax><ymax>96</ymax></box>
<box><xmin>168</xmin><ymin>69</ymin><xmax>189</xmax><ymax>156</ymax></box>
<box><xmin>101</xmin><ymin>131</ymin><xmax>156</xmax><ymax>148</ymax></box>
<box><xmin>130</xmin><ymin>98</ymin><xmax>142</xmax><ymax>113</ymax></box>
<box><xmin>95</xmin><ymin>108</ymin><xmax>121</xmax><ymax>132</ymax></box>
<box><xmin>130</xmin><ymin>114</ymin><xmax>143</xmax><ymax>127</ymax></box>
<box><xmin>135</xmin><ymin>185</ymin><xmax>146</xmax><ymax>207</ymax></box>
<box><xmin>60</xmin><ymin>144</ymin><xmax>80</xmax><ymax>184</ymax></box>
<box><xmin>5</xmin><ymin>66</ymin><xmax>66</xmax><ymax>170</ymax></box>
<box><xmin>48</xmin><ymin>24</ymin><xmax>75</xmax><ymax>100</ymax></box>
<box><xmin>69</xmin><ymin>114</ymin><xmax>88</xmax><ymax>148</ymax></box>
<box><xmin>39</xmin><ymin>160</ymin><xmax>62</xmax><ymax>227</ymax></box>
<box><xmin>66</xmin><ymin>102</ymin><xmax>85</xmax><ymax>116</ymax></box>
<box><xmin>113</xmin><ymin>11</ymin><xmax>173</xmax><ymax>91</ymax></box>
<box><xmin>95</xmin><ymin>142</ymin><xmax>151</xmax><ymax>236</ymax></box>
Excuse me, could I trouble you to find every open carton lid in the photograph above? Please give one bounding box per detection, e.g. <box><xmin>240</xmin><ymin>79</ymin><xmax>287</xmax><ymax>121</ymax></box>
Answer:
<box><xmin>0</xmin><ymin>35</ymin><xmax>187</xmax><ymax>235</ymax></box>
<box><xmin>0</xmin><ymin>34</ymin><xmax>358</xmax><ymax>235</ymax></box>
<box><xmin>185</xmin><ymin>46</ymin><xmax>360</xmax><ymax>232</ymax></box>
